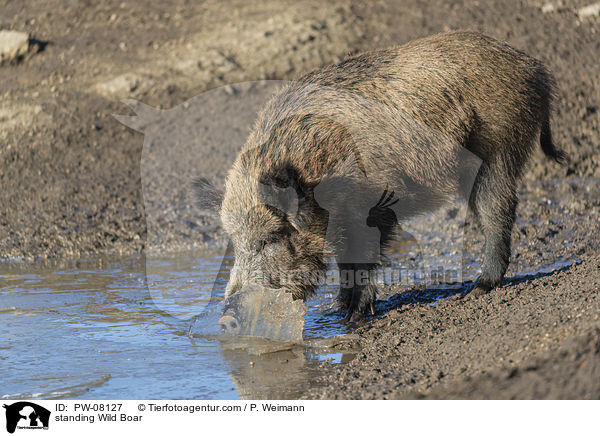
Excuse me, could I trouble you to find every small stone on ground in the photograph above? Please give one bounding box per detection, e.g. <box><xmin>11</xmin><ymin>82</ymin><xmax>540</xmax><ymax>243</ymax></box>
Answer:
<box><xmin>0</xmin><ymin>30</ymin><xmax>29</xmax><ymax>63</ymax></box>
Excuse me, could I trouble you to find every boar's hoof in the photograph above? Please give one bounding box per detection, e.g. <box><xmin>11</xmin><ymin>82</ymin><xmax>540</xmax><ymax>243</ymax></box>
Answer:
<box><xmin>467</xmin><ymin>286</ymin><xmax>490</xmax><ymax>299</ymax></box>
<box><xmin>465</xmin><ymin>278</ymin><xmax>497</xmax><ymax>300</ymax></box>
<box><xmin>343</xmin><ymin>309</ymin><xmax>366</xmax><ymax>323</ymax></box>
<box><xmin>218</xmin><ymin>315</ymin><xmax>241</xmax><ymax>335</ymax></box>
<box><xmin>342</xmin><ymin>302</ymin><xmax>375</xmax><ymax>322</ymax></box>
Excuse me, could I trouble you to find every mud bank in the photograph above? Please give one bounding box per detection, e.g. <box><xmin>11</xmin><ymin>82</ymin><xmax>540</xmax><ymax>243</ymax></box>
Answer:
<box><xmin>302</xmin><ymin>256</ymin><xmax>600</xmax><ymax>399</ymax></box>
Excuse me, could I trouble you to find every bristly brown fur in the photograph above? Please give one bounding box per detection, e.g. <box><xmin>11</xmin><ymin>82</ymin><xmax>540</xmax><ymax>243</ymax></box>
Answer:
<box><xmin>215</xmin><ymin>30</ymin><xmax>565</xmax><ymax>320</ymax></box>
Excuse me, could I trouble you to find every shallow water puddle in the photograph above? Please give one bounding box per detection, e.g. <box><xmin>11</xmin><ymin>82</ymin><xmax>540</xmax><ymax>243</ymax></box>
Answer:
<box><xmin>0</xmin><ymin>254</ymin><xmax>355</xmax><ymax>400</ymax></box>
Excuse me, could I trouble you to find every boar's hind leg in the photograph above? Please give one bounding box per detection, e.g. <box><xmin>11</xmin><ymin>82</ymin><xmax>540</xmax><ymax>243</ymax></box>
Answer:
<box><xmin>468</xmin><ymin>159</ymin><xmax>518</xmax><ymax>297</ymax></box>
<box><xmin>336</xmin><ymin>262</ymin><xmax>377</xmax><ymax>321</ymax></box>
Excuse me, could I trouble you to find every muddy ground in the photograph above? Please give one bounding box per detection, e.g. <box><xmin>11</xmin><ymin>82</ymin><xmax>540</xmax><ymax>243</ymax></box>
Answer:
<box><xmin>1</xmin><ymin>0</ymin><xmax>599</xmax><ymax>399</ymax></box>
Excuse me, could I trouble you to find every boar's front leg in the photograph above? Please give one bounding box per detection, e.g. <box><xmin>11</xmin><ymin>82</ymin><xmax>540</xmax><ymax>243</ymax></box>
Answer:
<box><xmin>337</xmin><ymin>262</ymin><xmax>377</xmax><ymax>321</ymax></box>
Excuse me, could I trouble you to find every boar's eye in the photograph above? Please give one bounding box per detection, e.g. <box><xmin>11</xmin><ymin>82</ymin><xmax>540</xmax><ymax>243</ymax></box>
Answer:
<box><xmin>255</xmin><ymin>230</ymin><xmax>289</xmax><ymax>252</ymax></box>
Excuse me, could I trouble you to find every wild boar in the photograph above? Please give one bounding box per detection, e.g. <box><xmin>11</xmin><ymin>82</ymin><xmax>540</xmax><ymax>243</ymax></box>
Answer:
<box><xmin>195</xmin><ymin>30</ymin><xmax>566</xmax><ymax>322</ymax></box>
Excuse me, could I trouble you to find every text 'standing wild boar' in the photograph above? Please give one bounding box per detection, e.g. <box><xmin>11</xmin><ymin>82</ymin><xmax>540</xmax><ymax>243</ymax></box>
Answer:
<box><xmin>194</xmin><ymin>31</ymin><xmax>566</xmax><ymax>323</ymax></box>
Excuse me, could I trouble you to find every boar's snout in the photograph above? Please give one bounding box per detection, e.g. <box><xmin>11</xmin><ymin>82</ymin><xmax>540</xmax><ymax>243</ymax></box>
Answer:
<box><xmin>218</xmin><ymin>314</ymin><xmax>241</xmax><ymax>335</ymax></box>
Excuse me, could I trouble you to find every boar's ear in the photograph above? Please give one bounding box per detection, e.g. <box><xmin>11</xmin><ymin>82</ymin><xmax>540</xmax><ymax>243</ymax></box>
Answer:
<box><xmin>191</xmin><ymin>177</ymin><xmax>223</xmax><ymax>215</ymax></box>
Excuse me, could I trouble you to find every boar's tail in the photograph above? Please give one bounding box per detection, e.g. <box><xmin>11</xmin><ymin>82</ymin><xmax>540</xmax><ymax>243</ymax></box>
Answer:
<box><xmin>540</xmin><ymin>118</ymin><xmax>568</xmax><ymax>164</ymax></box>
